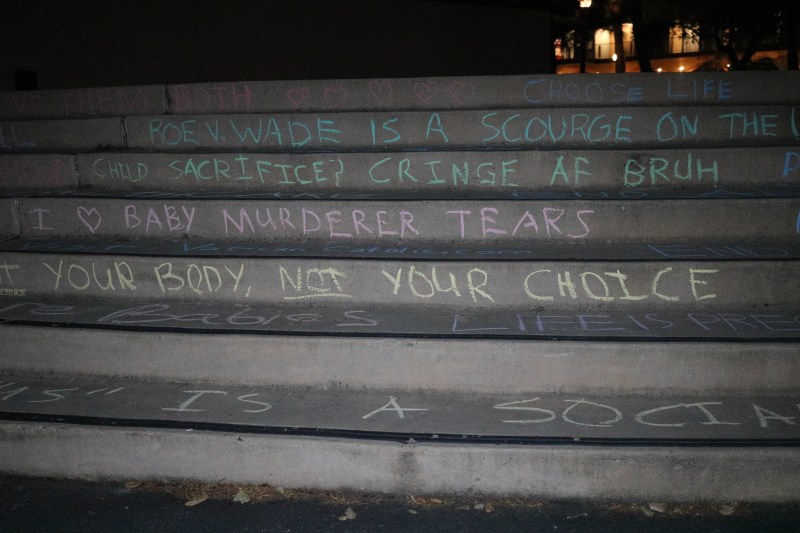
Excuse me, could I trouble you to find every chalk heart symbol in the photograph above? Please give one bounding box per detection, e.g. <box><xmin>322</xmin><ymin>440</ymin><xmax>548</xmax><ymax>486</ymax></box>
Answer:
<box><xmin>447</xmin><ymin>81</ymin><xmax>475</xmax><ymax>105</ymax></box>
<box><xmin>414</xmin><ymin>81</ymin><xmax>438</xmax><ymax>103</ymax></box>
<box><xmin>286</xmin><ymin>87</ymin><xmax>310</xmax><ymax>108</ymax></box>
<box><xmin>324</xmin><ymin>85</ymin><xmax>347</xmax><ymax>107</ymax></box>
<box><xmin>368</xmin><ymin>80</ymin><xmax>393</xmax><ymax>103</ymax></box>
<box><xmin>77</xmin><ymin>206</ymin><xmax>101</xmax><ymax>234</ymax></box>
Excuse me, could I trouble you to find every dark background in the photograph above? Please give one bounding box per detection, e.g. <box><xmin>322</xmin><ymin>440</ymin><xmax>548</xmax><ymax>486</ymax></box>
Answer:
<box><xmin>0</xmin><ymin>0</ymin><xmax>551</xmax><ymax>89</ymax></box>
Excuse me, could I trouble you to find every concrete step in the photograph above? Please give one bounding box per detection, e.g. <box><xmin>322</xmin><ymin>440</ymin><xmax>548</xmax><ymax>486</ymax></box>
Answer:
<box><xmin>0</xmin><ymin>370</ymin><xmax>798</xmax><ymax>500</ymax></box>
<box><xmin>1</xmin><ymin>325</ymin><xmax>798</xmax><ymax>394</ymax></box>
<box><xmin>1</xmin><ymin>373</ymin><xmax>798</xmax><ymax>442</ymax></box>
<box><xmin>5</xmin><ymin>198</ymin><xmax>798</xmax><ymax>260</ymax></box>
<box><xmin>1</xmin><ymin>419</ymin><xmax>797</xmax><ymax>500</ymax></box>
<box><xmin>4</xmin><ymin>105</ymin><xmax>799</xmax><ymax>154</ymax></box>
<box><xmin>0</xmin><ymin>252</ymin><xmax>800</xmax><ymax>322</ymax></box>
<box><xmin>0</xmin><ymin>85</ymin><xmax>167</xmax><ymax>120</ymax></box>
<box><xmin>125</xmin><ymin>106</ymin><xmax>800</xmax><ymax>152</ymax></box>
<box><xmin>9</xmin><ymin>238</ymin><xmax>796</xmax><ymax>261</ymax></box>
<box><xmin>0</xmin><ymin>154</ymin><xmax>78</xmax><ymax>193</ymax></box>
<box><xmin>3</xmin><ymin>299</ymin><xmax>798</xmax><ymax>340</ymax></box>
<box><xmin>4</xmin><ymin>147</ymin><xmax>800</xmax><ymax>198</ymax></box>
<box><xmin>0</xmin><ymin>200</ymin><xmax>16</xmax><ymax>242</ymax></box>
<box><xmin>1</xmin><ymin>71</ymin><xmax>798</xmax><ymax>501</ymax></box>
<box><xmin>0</xmin><ymin>118</ymin><xmax>124</xmax><ymax>153</ymax></box>
<box><xmin>2</xmin><ymin>72</ymin><xmax>799</xmax><ymax>120</ymax></box>
<box><xmin>162</xmin><ymin>71</ymin><xmax>800</xmax><ymax>112</ymax></box>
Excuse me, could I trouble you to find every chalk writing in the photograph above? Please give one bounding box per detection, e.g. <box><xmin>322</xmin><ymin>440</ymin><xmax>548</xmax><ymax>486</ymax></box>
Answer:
<box><xmin>75</xmin><ymin>148</ymin><xmax>800</xmax><ymax>198</ymax></box>
<box><xmin>368</xmin><ymin>80</ymin><xmax>393</xmax><ymax>104</ymax></box>
<box><xmin>42</xmin><ymin>259</ymin><xmax>137</xmax><ymax>292</ymax></box>
<box><xmin>381</xmin><ymin>266</ymin><xmax>494</xmax><ymax>303</ymax></box>
<box><xmin>624</xmin><ymin>153</ymin><xmax>718</xmax><ymax>187</ymax></box>
<box><xmin>0</xmin><ymin>288</ymin><xmax>26</xmax><ymax>296</ymax></box>
<box><xmin>93</xmin><ymin>304</ymin><xmax>377</xmax><ymax>328</ymax></box>
<box><xmin>161</xmin><ymin>390</ymin><xmax>272</xmax><ymax>414</ymax></box>
<box><xmin>9</xmin><ymin>238</ymin><xmax>796</xmax><ymax>260</ymax></box>
<box><xmin>0</xmin><ymin>262</ymin><xmax>19</xmax><ymax>285</ymax></box>
<box><xmin>60</xmin><ymin>87</ymin><xmax>159</xmax><ymax>117</ymax></box>
<box><xmin>279</xmin><ymin>266</ymin><xmax>351</xmax><ymax>300</ymax></box>
<box><xmin>0</xmin><ymin>86</ymin><xmax>160</xmax><ymax>119</ymax></box>
<box><xmin>147</xmin><ymin>117</ymin><xmax>342</xmax><ymax>148</ymax></box>
<box><xmin>785</xmin><ymin>151</ymin><xmax>800</xmax><ymax>179</ymax></box>
<box><xmin>286</xmin><ymin>87</ymin><xmax>310</xmax><ymax>109</ymax></box>
<box><xmin>492</xmin><ymin>398</ymin><xmax>760</xmax><ymax>429</ymax></box>
<box><xmin>126</xmin><ymin>107</ymin><xmax>800</xmax><ymax>153</ymax></box>
<box><xmin>92</xmin><ymin>157</ymin><xmax>149</xmax><ymax>183</ymax></box>
<box><xmin>76</xmin><ymin>206</ymin><xmax>102</xmax><ymax>234</ymax></box>
<box><xmin>362</xmin><ymin>396</ymin><xmax>429</xmax><ymax>419</ymax></box>
<box><xmin>0</xmin><ymin>262</ymin><xmax>23</xmax><ymax>296</ymax></box>
<box><xmin>480</xmin><ymin>111</ymin><xmax>633</xmax><ymax>145</ymax></box>
<box><xmin>445</xmin><ymin>207</ymin><xmax>592</xmax><ymax>239</ymax></box>
<box><xmin>719</xmin><ymin>111</ymin><xmax>782</xmax><ymax>138</ymax></box>
<box><xmin>646</xmin><ymin>244</ymin><xmax>791</xmax><ymax>259</ymax></box>
<box><xmin>0</xmin><ymin>124</ymin><xmax>36</xmax><ymax>151</ymax></box>
<box><xmin>414</xmin><ymin>81</ymin><xmax>438</xmax><ymax>103</ymax></box>
<box><xmin>0</xmin><ymin>382</ymin><xmax>124</xmax><ymax>402</ymax></box>
<box><xmin>0</xmin><ymin>302</ymin><xmax>76</xmax><ymax>317</ymax></box>
<box><xmin>124</xmin><ymin>204</ymin><xmax>195</xmax><ymax>233</ymax></box>
<box><xmin>1</xmin><ymin>252</ymin><xmax>795</xmax><ymax>311</ymax></box>
<box><xmin>524</xmin><ymin>78</ymin><xmax>645</xmax><ymax>105</ymax></box>
<box><xmin>655</xmin><ymin>112</ymin><xmax>698</xmax><ymax>141</ymax></box>
<box><xmin>521</xmin><ymin>267</ymin><xmax>717</xmax><ymax>303</ymax></box>
<box><xmin>2</xmin><ymin>379</ymin><xmax>799</xmax><ymax>438</ymax></box>
<box><xmin>0</xmin><ymin>298</ymin><xmax>798</xmax><ymax>338</ymax></box>
<box><xmin>369</xmin><ymin>156</ymin><xmax>520</xmax><ymax>187</ymax></box>
<box><xmin>324</xmin><ymin>84</ymin><xmax>348</xmax><ymax>108</ymax></box>
<box><xmin>21</xmin><ymin>200</ymin><xmax>608</xmax><ymax>244</ymax></box>
<box><xmin>222</xmin><ymin>206</ymin><xmax>418</xmax><ymax>239</ymax></box>
<box><xmin>0</xmin><ymin>155</ymin><xmax>73</xmax><ymax>189</ymax></box>
<box><xmin>450</xmin><ymin>311</ymin><xmax>800</xmax><ymax>335</ymax></box>
<box><xmin>447</xmin><ymin>81</ymin><xmax>475</xmax><ymax>105</ymax></box>
<box><xmin>665</xmin><ymin>78</ymin><xmax>734</xmax><ymax>102</ymax></box>
<box><xmin>170</xmin><ymin>83</ymin><xmax>252</xmax><ymax>113</ymax></box>
<box><xmin>154</xmin><ymin>262</ymin><xmax>245</xmax><ymax>296</ymax></box>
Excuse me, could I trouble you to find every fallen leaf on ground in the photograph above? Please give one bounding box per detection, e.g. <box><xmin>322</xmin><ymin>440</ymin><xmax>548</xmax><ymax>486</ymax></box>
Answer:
<box><xmin>124</xmin><ymin>481</ymin><xmax>141</xmax><ymax>489</ymax></box>
<box><xmin>338</xmin><ymin>507</ymin><xmax>357</xmax><ymax>521</ymax></box>
<box><xmin>408</xmin><ymin>509</ymin><xmax>418</xmax><ymax>514</ymax></box>
<box><xmin>233</xmin><ymin>488</ymin><xmax>250</xmax><ymax>504</ymax></box>
<box><xmin>719</xmin><ymin>504</ymin><xmax>736</xmax><ymax>516</ymax></box>
<box><xmin>185</xmin><ymin>494</ymin><xmax>208</xmax><ymax>507</ymax></box>
<box><xmin>485</xmin><ymin>502</ymin><xmax>495</xmax><ymax>513</ymax></box>
<box><xmin>648</xmin><ymin>502</ymin><xmax>667</xmax><ymax>513</ymax></box>
<box><xmin>473</xmin><ymin>503</ymin><xmax>485</xmax><ymax>510</ymax></box>
<box><xmin>640</xmin><ymin>505</ymin><xmax>654</xmax><ymax>517</ymax></box>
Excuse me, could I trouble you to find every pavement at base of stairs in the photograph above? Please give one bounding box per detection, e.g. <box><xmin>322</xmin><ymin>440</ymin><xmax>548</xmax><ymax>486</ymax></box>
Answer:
<box><xmin>1</xmin><ymin>476</ymin><xmax>799</xmax><ymax>533</ymax></box>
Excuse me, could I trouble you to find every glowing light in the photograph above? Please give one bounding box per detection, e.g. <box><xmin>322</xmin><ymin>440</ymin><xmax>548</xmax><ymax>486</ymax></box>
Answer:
<box><xmin>656</xmin><ymin>67</ymin><xmax>663</xmax><ymax>73</ymax></box>
<box><xmin>678</xmin><ymin>66</ymin><xmax>685</xmax><ymax>72</ymax></box>
<box><xmin>579</xmin><ymin>0</ymin><xmax>592</xmax><ymax>7</ymax></box>
<box><xmin>612</xmin><ymin>53</ymin><xmax>618</xmax><ymax>62</ymax></box>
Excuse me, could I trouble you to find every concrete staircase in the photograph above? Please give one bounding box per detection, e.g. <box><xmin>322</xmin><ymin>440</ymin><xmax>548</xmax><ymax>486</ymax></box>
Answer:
<box><xmin>0</xmin><ymin>72</ymin><xmax>799</xmax><ymax>501</ymax></box>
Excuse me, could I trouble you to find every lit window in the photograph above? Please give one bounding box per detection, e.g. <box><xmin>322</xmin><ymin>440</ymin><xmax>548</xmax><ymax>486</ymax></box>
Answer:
<box><xmin>593</xmin><ymin>23</ymin><xmax>635</xmax><ymax>59</ymax></box>
<box><xmin>669</xmin><ymin>25</ymin><xmax>699</xmax><ymax>54</ymax></box>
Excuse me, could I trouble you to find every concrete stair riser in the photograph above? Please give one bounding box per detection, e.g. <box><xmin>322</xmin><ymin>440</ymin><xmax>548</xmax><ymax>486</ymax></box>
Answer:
<box><xmin>3</xmin><ymin>72</ymin><xmax>800</xmax><ymax>120</ymax></box>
